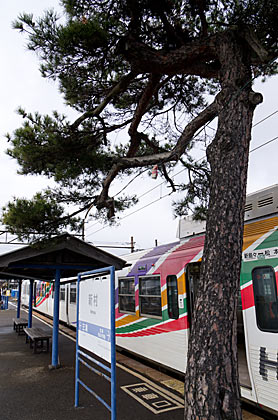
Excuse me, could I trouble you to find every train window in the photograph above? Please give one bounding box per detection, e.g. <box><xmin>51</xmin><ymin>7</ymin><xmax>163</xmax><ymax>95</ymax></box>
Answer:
<box><xmin>60</xmin><ymin>285</ymin><xmax>65</xmax><ymax>301</ymax></box>
<box><xmin>139</xmin><ymin>276</ymin><xmax>162</xmax><ymax>318</ymax></box>
<box><xmin>46</xmin><ymin>283</ymin><xmax>50</xmax><ymax>296</ymax></box>
<box><xmin>118</xmin><ymin>277</ymin><xmax>135</xmax><ymax>313</ymax></box>
<box><xmin>70</xmin><ymin>284</ymin><xmax>76</xmax><ymax>304</ymax></box>
<box><xmin>252</xmin><ymin>266</ymin><xmax>278</xmax><ymax>332</ymax></box>
<box><xmin>167</xmin><ymin>275</ymin><xmax>179</xmax><ymax>319</ymax></box>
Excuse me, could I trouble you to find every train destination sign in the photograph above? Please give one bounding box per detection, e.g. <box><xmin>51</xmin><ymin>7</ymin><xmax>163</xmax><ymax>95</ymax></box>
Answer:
<box><xmin>242</xmin><ymin>246</ymin><xmax>278</xmax><ymax>261</ymax></box>
<box><xmin>78</xmin><ymin>273</ymin><xmax>111</xmax><ymax>363</ymax></box>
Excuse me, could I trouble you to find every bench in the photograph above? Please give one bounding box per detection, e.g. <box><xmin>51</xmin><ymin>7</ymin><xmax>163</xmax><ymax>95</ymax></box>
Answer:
<box><xmin>13</xmin><ymin>318</ymin><xmax>28</xmax><ymax>335</ymax></box>
<box><xmin>24</xmin><ymin>327</ymin><xmax>52</xmax><ymax>354</ymax></box>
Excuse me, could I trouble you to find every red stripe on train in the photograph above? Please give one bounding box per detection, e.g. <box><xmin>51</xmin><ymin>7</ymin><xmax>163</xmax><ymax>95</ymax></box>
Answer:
<box><xmin>116</xmin><ymin>316</ymin><xmax>189</xmax><ymax>338</ymax></box>
<box><xmin>153</xmin><ymin>236</ymin><xmax>205</xmax><ymax>286</ymax></box>
<box><xmin>241</xmin><ymin>284</ymin><xmax>254</xmax><ymax>310</ymax></box>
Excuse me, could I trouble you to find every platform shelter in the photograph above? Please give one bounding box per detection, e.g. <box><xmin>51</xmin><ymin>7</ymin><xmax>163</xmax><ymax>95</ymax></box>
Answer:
<box><xmin>0</xmin><ymin>233</ymin><xmax>126</xmax><ymax>367</ymax></box>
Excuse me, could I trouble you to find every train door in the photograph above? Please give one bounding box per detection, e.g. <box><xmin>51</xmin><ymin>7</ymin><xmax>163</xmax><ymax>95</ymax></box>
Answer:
<box><xmin>245</xmin><ymin>265</ymin><xmax>278</xmax><ymax>413</ymax></box>
<box><xmin>33</xmin><ymin>281</ymin><xmax>38</xmax><ymax>308</ymax></box>
<box><xmin>185</xmin><ymin>262</ymin><xmax>201</xmax><ymax>328</ymax></box>
<box><xmin>68</xmin><ymin>283</ymin><xmax>77</xmax><ymax>326</ymax></box>
<box><xmin>21</xmin><ymin>281</ymin><xmax>28</xmax><ymax>306</ymax></box>
<box><xmin>50</xmin><ymin>282</ymin><xmax>54</xmax><ymax>317</ymax></box>
<box><xmin>237</xmin><ymin>290</ymin><xmax>252</xmax><ymax>391</ymax></box>
<box><xmin>59</xmin><ymin>284</ymin><xmax>67</xmax><ymax>323</ymax></box>
<box><xmin>44</xmin><ymin>282</ymin><xmax>50</xmax><ymax>314</ymax></box>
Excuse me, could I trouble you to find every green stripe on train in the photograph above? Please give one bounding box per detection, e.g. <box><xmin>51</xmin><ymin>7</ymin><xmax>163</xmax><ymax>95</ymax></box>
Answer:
<box><xmin>116</xmin><ymin>317</ymin><xmax>162</xmax><ymax>333</ymax></box>
<box><xmin>116</xmin><ymin>304</ymin><xmax>188</xmax><ymax>333</ymax></box>
<box><xmin>255</xmin><ymin>228</ymin><xmax>278</xmax><ymax>250</ymax></box>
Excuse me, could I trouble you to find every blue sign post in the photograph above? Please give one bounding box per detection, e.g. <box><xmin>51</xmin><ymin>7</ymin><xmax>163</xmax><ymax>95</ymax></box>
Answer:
<box><xmin>75</xmin><ymin>266</ymin><xmax>116</xmax><ymax>420</ymax></box>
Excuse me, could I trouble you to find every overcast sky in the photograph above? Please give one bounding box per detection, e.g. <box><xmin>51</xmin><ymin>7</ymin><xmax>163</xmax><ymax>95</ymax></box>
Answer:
<box><xmin>0</xmin><ymin>1</ymin><xmax>278</xmax><ymax>256</ymax></box>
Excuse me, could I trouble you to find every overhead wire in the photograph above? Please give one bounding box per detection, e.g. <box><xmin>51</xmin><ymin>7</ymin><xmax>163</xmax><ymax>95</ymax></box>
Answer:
<box><xmin>252</xmin><ymin>109</ymin><xmax>278</xmax><ymax>128</ymax></box>
<box><xmin>84</xmin><ymin>165</ymin><xmax>188</xmax><ymax>235</ymax></box>
<box><xmin>86</xmin><ymin>129</ymin><xmax>278</xmax><ymax>239</ymax></box>
<box><xmin>87</xmin><ymin>192</ymin><xmax>173</xmax><ymax>236</ymax></box>
<box><xmin>85</xmin><ymin>105</ymin><xmax>278</xmax><ymax>238</ymax></box>
<box><xmin>250</xmin><ymin>135</ymin><xmax>278</xmax><ymax>153</ymax></box>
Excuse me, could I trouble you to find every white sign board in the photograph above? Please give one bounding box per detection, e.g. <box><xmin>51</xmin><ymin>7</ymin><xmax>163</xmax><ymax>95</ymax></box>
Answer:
<box><xmin>78</xmin><ymin>274</ymin><xmax>111</xmax><ymax>363</ymax></box>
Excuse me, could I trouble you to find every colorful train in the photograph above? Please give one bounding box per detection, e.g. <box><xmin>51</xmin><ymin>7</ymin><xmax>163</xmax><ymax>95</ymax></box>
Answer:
<box><xmin>21</xmin><ymin>185</ymin><xmax>278</xmax><ymax>416</ymax></box>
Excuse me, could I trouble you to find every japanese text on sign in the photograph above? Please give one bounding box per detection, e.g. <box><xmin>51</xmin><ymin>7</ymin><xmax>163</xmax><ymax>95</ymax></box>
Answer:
<box><xmin>243</xmin><ymin>247</ymin><xmax>278</xmax><ymax>261</ymax></box>
<box><xmin>78</xmin><ymin>275</ymin><xmax>111</xmax><ymax>362</ymax></box>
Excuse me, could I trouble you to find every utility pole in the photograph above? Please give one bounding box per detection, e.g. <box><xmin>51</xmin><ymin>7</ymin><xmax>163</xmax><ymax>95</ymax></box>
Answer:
<box><xmin>130</xmin><ymin>236</ymin><xmax>135</xmax><ymax>253</ymax></box>
<box><xmin>81</xmin><ymin>204</ymin><xmax>94</xmax><ymax>240</ymax></box>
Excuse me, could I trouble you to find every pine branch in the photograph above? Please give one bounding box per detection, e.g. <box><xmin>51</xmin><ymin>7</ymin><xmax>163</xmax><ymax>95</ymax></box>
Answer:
<box><xmin>122</xmin><ymin>34</ymin><xmax>220</xmax><ymax>78</ymax></box>
<box><xmin>70</xmin><ymin>71</ymin><xmax>138</xmax><ymax>130</ymax></box>
<box><xmin>95</xmin><ymin>99</ymin><xmax>217</xmax><ymax>215</ymax></box>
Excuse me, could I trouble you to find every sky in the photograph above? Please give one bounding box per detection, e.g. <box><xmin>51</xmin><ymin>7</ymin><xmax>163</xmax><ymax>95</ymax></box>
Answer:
<box><xmin>0</xmin><ymin>1</ymin><xmax>277</xmax><ymax>256</ymax></box>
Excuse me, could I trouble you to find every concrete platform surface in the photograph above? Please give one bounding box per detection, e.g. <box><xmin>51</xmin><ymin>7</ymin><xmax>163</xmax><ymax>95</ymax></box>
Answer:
<box><xmin>0</xmin><ymin>307</ymin><xmax>263</xmax><ymax>420</ymax></box>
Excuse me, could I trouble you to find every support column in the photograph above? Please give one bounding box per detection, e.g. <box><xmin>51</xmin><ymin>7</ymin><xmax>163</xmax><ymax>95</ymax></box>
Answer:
<box><xmin>17</xmin><ymin>281</ymin><xmax>22</xmax><ymax>318</ymax></box>
<box><xmin>28</xmin><ymin>279</ymin><xmax>34</xmax><ymax>327</ymax></box>
<box><xmin>51</xmin><ymin>269</ymin><xmax>61</xmax><ymax>369</ymax></box>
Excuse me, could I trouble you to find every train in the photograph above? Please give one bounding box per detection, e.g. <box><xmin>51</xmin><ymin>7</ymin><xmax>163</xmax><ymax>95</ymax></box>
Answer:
<box><xmin>21</xmin><ymin>184</ymin><xmax>278</xmax><ymax>416</ymax></box>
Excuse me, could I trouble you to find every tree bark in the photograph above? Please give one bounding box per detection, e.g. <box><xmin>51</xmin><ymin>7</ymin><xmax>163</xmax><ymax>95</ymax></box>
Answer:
<box><xmin>184</xmin><ymin>32</ymin><xmax>262</xmax><ymax>419</ymax></box>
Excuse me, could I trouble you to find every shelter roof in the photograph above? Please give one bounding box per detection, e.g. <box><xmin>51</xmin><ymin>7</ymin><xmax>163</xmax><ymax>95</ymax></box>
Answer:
<box><xmin>0</xmin><ymin>233</ymin><xmax>126</xmax><ymax>281</ymax></box>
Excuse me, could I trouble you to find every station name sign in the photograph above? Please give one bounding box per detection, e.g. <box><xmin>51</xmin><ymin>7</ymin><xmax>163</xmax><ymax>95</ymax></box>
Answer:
<box><xmin>78</xmin><ymin>274</ymin><xmax>111</xmax><ymax>363</ymax></box>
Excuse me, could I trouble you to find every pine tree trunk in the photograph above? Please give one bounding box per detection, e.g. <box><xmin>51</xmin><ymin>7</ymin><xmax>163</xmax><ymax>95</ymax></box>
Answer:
<box><xmin>184</xmin><ymin>32</ymin><xmax>263</xmax><ymax>419</ymax></box>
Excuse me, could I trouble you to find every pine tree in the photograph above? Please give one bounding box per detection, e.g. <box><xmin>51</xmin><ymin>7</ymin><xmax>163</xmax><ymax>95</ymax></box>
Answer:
<box><xmin>3</xmin><ymin>1</ymin><xmax>278</xmax><ymax>418</ymax></box>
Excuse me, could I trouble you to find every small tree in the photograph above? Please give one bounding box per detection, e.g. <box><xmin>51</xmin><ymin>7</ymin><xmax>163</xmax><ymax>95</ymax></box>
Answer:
<box><xmin>2</xmin><ymin>192</ymin><xmax>81</xmax><ymax>241</ymax></box>
<box><xmin>3</xmin><ymin>1</ymin><xmax>278</xmax><ymax>418</ymax></box>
